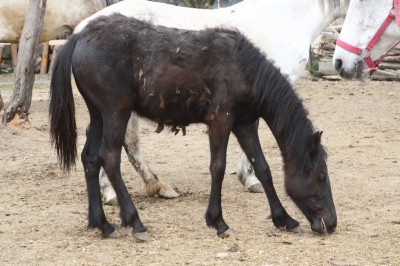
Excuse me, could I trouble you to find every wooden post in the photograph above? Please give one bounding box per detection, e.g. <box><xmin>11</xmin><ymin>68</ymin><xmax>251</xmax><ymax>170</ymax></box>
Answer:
<box><xmin>0</xmin><ymin>93</ymin><xmax>3</xmax><ymax>112</ymax></box>
<box><xmin>11</xmin><ymin>44</ymin><xmax>18</xmax><ymax>71</ymax></box>
<box><xmin>48</xmin><ymin>44</ymin><xmax>59</xmax><ymax>76</ymax></box>
<box><xmin>0</xmin><ymin>44</ymin><xmax>3</xmax><ymax>65</ymax></box>
<box><xmin>47</xmin><ymin>40</ymin><xmax>66</xmax><ymax>75</ymax></box>
<box><xmin>40</xmin><ymin>42</ymin><xmax>49</xmax><ymax>74</ymax></box>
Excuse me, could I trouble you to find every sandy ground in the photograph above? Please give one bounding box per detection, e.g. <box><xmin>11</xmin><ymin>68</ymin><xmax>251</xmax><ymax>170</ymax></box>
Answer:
<box><xmin>0</xmin><ymin>74</ymin><xmax>399</xmax><ymax>265</ymax></box>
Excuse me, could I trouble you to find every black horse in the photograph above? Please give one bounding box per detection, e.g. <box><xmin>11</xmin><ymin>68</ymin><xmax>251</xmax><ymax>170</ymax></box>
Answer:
<box><xmin>50</xmin><ymin>14</ymin><xmax>336</xmax><ymax>239</ymax></box>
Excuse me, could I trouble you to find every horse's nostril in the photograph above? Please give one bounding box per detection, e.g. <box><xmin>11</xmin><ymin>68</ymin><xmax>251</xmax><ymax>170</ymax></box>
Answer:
<box><xmin>334</xmin><ymin>59</ymin><xmax>343</xmax><ymax>71</ymax></box>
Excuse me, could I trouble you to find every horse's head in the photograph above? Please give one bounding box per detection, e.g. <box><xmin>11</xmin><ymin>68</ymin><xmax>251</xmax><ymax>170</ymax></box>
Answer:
<box><xmin>284</xmin><ymin>132</ymin><xmax>337</xmax><ymax>234</ymax></box>
<box><xmin>333</xmin><ymin>0</ymin><xmax>400</xmax><ymax>79</ymax></box>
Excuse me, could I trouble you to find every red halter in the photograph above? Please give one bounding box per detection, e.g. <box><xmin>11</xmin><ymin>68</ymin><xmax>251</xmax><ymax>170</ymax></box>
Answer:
<box><xmin>336</xmin><ymin>0</ymin><xmax>400</xmax><ymax>75</ymax></box>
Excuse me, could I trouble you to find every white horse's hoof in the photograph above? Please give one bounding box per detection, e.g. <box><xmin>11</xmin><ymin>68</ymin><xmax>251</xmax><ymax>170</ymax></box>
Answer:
<box><xmin>133</xmin><ymin>231</ymin><xmax>151</xmax><ymax>242</ymax></box>
<box><xmin>157</xmin><ymin>181</ymin><xmax>180</xmax><ymax>199</ymax></box>
<box><xmin>104</xmin><ymin>197</ymin><xmax>119</xmax><ymax>206</ymax></box>
<box><xmin>159</xmin><ymin>186</ymin><xmax>180</xmax><ymax>199</ymax></box>
<box><xmin>247</xmin><ymin>183</ymin><xmax>264</xmax><ymax>193</ymax></box>
<box><xmin>145</xmin><ymin>180</ymin><xmax>180</xmax><ymax>198</ymax></box>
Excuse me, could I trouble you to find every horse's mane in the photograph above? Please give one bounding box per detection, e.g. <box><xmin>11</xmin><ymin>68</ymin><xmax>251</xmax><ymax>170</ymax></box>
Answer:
<box><xmin>234</xmin><ymin>34</ymin><xmax>327</xmax><ymax>172</ymax></box>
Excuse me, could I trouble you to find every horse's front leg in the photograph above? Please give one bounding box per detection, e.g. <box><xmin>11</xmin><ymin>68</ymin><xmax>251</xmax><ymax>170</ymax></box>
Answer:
<box><xmin>123</xmin><ymin>111</ymin><xmax>179</xmax><ymax>198</ymax></box>
<box><xmin>205</xmin><ymin>119</ymin><xmax>233</xmax><ymax>237</ymax></box>
<box><xmin>233</xmin><ymin>123</ymin><xmax>300</xmax><ymax>232</ymax></box>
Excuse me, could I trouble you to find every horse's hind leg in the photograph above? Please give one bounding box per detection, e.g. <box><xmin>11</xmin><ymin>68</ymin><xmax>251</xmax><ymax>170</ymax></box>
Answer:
<box><xmin>205</xmin><ymin>120</ymin><xmax>232</xmax><ymax>237</ymax></box>
<box><xmin>81</xmin><ymin>110</ymin><xmax>117</xmax><ymax>237</ymax></box>
<box><xmin>233</xmin><ymin>123</ymin><xmax>300</xmax><ymax>232</ymax></box>
<box><xmin>99</xmin><ymin>112</ymin><xmax>148</xmax><ymax>241</ymax></box>
<box><xmin>237</xmin><ymin>153</ymin><xmax>264</xmax><ymax>192</ymax></box>
<box><xmin>123</xmin><ymin>111</ymin><xmax>179</xmax><ymax>198</ymax></box>
<box><xmin>99</xmin><ymin>111</ymin><xmax>179</xmax><ymax>203</ymax></box>
<box><xmin>99</xmin><ymin>168</ymin><xmax>118</xmax><ymax>206</ymax></box>
<box><xmin>237</xmin><ymin>120</ymin><xmax>263</xmax><ymax>193</ymax></box>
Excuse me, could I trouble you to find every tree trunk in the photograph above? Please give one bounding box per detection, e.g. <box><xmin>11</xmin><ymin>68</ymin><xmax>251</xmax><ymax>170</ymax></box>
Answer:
<box><xmin>1</xmin><ymin>0</ymin><xmax>47</xmax><ymax>125</ymax></box>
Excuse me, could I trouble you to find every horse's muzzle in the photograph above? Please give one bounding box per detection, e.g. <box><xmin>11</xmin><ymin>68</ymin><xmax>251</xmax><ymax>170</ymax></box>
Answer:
<box><xmin>311</xmin><ymin>215</ymin><xmax>337</xmax><ymax>234</ymax></box>
<box><xmin>334</xmin><ymin>58</ymin><xmax>365</xmax><ymax>80</ymax></box>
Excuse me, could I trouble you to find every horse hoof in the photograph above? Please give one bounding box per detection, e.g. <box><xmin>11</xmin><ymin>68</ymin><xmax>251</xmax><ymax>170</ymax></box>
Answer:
<box><xmin>133</xmin><ymin>231</ymin><xmax>151</xmax><ymax>242</ymax></box>
<box><xmin>107</xmin><ymin>229</ymin><xmax>122</xmax><ymax>238</ymax></box>
<box><xmin>119</xmin><ymin>226</ymin><xmax>134</xmax><ymax>236</ymax></box>
<box><xmin>218</xmin><ymin>229</ymin><xmax>236</xmax><ymax>239</ymax></box>
<box><xmin>146</xmin><ymin>180</ymin><xmax>180</xmax><ymax>199</ymax></box>
<box><xmin>105</xmin><ymin>197</ymin><xmax>119</xmax><ymax>206</ymax></box>
<box><xmin>288</xmin><ymin>225</ymin><xmax>305</xmax><ymax>234</ymax></box>
<box><xmin>158</xmin><ymin>185</ymin><xmax>180</xmax><ymax>199</ymax></box>
<box><xmin>247</xmin><ymin>183</ymin><xmax>264</xmax><ymax>193</ymax></box>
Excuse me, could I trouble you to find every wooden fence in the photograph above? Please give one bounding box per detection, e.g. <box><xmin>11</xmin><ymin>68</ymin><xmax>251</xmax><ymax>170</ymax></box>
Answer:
<box><xmin>0</xmin><ymin>40</ymin><xmax>66</xmax><ymax>75</ymax></box>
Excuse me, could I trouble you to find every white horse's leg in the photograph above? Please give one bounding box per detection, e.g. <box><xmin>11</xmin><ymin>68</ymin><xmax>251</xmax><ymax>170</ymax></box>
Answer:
<box><xmin>99</xmin><ymin>168</ymin><xmax>118</xmax><ymax>206</ymax></box>
<box><xmin>123</xmin><ymin>111</ymin><xmax>179</xmax><ymax>198</ymax></box>
<box><xmin>236</xmin><ymin>120</ymin><xmax>264</xmax><ymax>193</ymax></box>
<box><xmin>237</xmin><ymin>153</ymin><xmax>264</xmax><ymax>193</ymax></box>
<box><xmin>99</xmin><ymin>112</ymin><xmax>179</xmax><ymax>202</ymax></box>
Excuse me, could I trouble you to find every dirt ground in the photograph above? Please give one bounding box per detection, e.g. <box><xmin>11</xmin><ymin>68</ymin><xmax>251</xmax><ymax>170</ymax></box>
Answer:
<box><xmin>0</xmin><ymin>73</ymin><xmax>399</xmax><ymax>265</ymax></box>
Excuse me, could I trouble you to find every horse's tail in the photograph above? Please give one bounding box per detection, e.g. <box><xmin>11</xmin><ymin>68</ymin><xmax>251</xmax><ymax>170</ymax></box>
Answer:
<box><xmin>49</xmin><ymin>35</ymin><xmax>78</xmax><ymax>172</ymax></box>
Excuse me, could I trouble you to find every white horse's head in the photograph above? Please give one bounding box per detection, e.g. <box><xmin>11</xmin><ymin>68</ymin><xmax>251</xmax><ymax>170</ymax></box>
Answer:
<box><xmin>333</xmin><ymin>0</ymin><xmax>400</xmax><ymax>79</ymax></box>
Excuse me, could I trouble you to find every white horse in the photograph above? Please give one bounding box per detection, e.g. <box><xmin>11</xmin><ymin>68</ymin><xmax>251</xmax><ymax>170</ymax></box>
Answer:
<box><xmin>333</xmin><ymin>0</ymin><xmax>400</xmax><ymax>79</ymax></box>
<box><xmin>0</xmin><ymin>0</ymin><xmax>179</xmax><ymax>199</ymax></box>
<box><xmin>0</xmin><ymin>0</ymin><xmax>122</xmax><ymax>43</ymax></box>
<box><xmin>75</xmin><ymin>0</ymin><xmax>350</xmax><ymax>205</ymax></box>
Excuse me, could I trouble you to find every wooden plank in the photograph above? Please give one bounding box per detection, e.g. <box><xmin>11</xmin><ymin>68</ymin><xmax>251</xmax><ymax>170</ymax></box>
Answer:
<box><xmin>49</xmin><ymin>39</ymin><xmax>67</xmax><ymax>46</ymax></box>
<box><xmin>40</xmin><ymin>42</ymin><xmax>49</xmax><ymax>74</ymax></box>
<box><xmin>372</xmin><ymin>69</ymin><xmax>400</xmax><ymax>81</ymax></box>
<box><xmin>11</xmin><ymin>43</ymin><xmax>18</xmax><ymax>71</ymax></box>
<box><xmin>321</xmin><ymin>75</ymin><xmax>342</xmax><ymax>81</ymax></box>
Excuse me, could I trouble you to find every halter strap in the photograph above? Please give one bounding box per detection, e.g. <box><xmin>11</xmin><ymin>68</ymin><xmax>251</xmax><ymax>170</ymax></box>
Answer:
<box><xmin>336</xmin><ymin>1</ymin><xmax>398</xmax><ymax>75</ymax></box>
<box><xmin>366</xmin><ymin>12</ymin><xmax>395</xmax><ymax>51</ymax></box>
<box><xmin>335</xmin><ymin>39</ymin><xmax>362</xmax><ymax>55</ymax></box>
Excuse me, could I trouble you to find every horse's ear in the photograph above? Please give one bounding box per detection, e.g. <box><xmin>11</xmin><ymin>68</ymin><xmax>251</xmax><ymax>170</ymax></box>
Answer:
<box><xmin>309</xmin><ymin>131</ymin><xmax>323</xmax><ymax>156</ymax></box>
